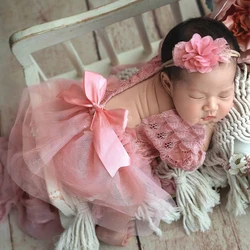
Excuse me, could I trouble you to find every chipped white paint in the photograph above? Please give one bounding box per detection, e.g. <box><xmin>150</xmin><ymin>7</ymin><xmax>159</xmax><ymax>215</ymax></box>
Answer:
<box><xmin>9</xmin><ymin>0</ymin><xmax>183</xmax><ymax>85</ymax></box>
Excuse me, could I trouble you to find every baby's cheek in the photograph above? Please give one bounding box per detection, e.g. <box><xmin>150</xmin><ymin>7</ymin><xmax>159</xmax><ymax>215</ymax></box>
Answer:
<box><xmin>221</xmin><ymin>103</ymin><xmax>233</xmax><ymax>118</ymax></box>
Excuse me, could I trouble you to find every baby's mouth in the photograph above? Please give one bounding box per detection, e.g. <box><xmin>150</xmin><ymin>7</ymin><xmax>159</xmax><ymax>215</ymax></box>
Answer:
<box><xmin>202</xmin><ymin>116</ymin><xmax>216</xmax><ymax>121</ymax></box>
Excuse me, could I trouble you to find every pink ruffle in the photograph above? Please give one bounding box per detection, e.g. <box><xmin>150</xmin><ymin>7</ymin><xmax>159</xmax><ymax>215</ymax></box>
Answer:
<box><xmin>136</xmin><ymin>110</ymin><xmax>206</xmax><ymax>171</ymax></box>
<box><xmin>0</xmin><ymin>137</ymin><xmax>63</xmax><ymax>240</ymax></box>
<box><xmin>0</xmin><ymin>137</ymin><xmax>19</xmax><ymax>221</ymax></box>
<box><xmin>16</xmin><ymin>194</ymin><xmax>63</xmax><ymax>240</ymax></box>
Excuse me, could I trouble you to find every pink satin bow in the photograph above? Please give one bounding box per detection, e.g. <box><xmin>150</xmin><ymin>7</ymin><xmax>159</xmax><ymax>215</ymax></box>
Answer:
<box><xmin>57</xmin><ymin>71</ymin><xmax>130</xmax><ymax>177</ymax></box>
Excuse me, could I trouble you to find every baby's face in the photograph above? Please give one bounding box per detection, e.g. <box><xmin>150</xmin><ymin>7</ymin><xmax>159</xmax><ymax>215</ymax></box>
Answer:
<box><xmin>171</xmin><ymin>62</ymin><xmax>236</xmax><ymax>125</ymax></box>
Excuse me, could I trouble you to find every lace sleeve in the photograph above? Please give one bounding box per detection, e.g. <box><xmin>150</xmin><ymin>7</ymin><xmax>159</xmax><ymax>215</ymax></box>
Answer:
<box><xmin>136</xmin><ymin>110</ymin><xmax>206</xmax><ymax>171</ymax></box>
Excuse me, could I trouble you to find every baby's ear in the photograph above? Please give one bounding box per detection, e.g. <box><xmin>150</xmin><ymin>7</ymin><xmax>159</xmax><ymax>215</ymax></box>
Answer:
<box><xmin>160</xmin><ymin>72</ymin><xmax>173</xmax><ymax>97</ymax></box>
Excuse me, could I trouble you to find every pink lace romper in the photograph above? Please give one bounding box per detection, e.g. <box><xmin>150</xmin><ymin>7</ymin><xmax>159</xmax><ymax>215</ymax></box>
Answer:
<box><xmin>7</xmin><ymin>55</ymin><xmax>206</xmax><ymax>236</ymax></box>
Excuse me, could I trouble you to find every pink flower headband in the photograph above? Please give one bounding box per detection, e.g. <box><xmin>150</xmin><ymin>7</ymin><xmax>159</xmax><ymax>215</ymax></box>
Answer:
<box><xmin>162</xmin><ymin>33</ymin><xmax>240</xmax><ymax>73</ymax></box>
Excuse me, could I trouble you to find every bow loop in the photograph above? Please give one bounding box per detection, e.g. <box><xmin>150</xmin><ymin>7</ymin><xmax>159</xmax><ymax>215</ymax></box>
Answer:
<box><xmin>83</xmin><ymin>72</ymin><xmax>107</xmax><ymax>107</ymax></box>
<box><xmin>57</xmin><ymin>71</ymin><xmax>130</xmax><ymax>177</ymax></box>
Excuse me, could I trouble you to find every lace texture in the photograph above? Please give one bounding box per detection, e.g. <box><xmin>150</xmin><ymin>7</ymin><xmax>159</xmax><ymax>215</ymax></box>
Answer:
<box><xmin>136</xmin><ymin>110</ymin><xmax>206</xmax><ymax>171</ymax></box>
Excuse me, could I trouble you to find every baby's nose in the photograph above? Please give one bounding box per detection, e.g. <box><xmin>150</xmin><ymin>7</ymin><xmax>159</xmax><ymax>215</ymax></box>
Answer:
<box><xmin>203</xmin><ymin>98</ymin><xmax>218</xmax><ymax>112</ymax></box>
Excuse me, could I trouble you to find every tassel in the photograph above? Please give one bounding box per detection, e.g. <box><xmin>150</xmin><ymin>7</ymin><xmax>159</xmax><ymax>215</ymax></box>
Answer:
<box><xmin>157</xmin><ymin>163</ymin><xmax>220</xmax><ymax>234</ymax></box>
<box><xmin>175</xmin><ymin>168</ymin><xmax>220</xmax><ymax>234</ymax></box>
<box><xmin>55</xmin><ymin>198</ymin><xmax>99</xmax><ymax>250</ymax></box>
<box><xmin>226</xmin><ymin>173</ymin><xmax>250</xmax><ymax>216</ymax></box>
<box><xmin>135</xmin><ymin>194</ymin><xmax>180</xmax><ymax>236</ymax></box>
<box><xmin>199</xmin><ymin>165</ymin><xmax>228</xmax><ymax>189</ymax></box>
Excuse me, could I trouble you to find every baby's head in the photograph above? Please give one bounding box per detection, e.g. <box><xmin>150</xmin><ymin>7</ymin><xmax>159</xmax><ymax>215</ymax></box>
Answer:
<box><xmin>160</xmin><ymin>17</ymin><xmax>240</xmax><ymax>125</ymax></box>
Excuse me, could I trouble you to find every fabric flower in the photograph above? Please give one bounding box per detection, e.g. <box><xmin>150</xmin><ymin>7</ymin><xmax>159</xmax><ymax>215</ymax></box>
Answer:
<box><xmin>173</xmin><ymin>33</ymin><xmax>231</xmax><ymax>73</ymax></box>
<box><xmin>212</xmin><ymin>0</ymin><xmax>250</xmax><ymax>64</ymax></box>
<box><xmin>228</xmin><ymin>153</ymin><xmax>250</xmax><ymax>175</ymax></box>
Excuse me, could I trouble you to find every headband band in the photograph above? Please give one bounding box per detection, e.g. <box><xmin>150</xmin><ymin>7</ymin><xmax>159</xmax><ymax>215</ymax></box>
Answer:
<box><xmin>162</xmin><ymin>33</ymin><xmax>240</xmax><ymax>73</ymax></box>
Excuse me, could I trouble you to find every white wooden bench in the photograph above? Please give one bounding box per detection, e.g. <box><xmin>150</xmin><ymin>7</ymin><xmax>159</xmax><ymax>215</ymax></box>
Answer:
<box><xmin>9</xmin><ymin>0</ymin><xmax>183</xmax><ymax>85</ymax></box>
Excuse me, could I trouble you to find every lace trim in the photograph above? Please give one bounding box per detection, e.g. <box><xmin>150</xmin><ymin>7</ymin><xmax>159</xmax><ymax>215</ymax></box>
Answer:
<box><xmin>136</xmin><ymin>110</ymin><xmax>206</xmax><ymax>171</ymax></box>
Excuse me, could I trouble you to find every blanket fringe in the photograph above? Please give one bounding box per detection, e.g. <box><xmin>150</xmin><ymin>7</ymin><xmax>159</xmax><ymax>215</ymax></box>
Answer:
<box><xmin>199</xmin><ymin>165</ymin><xmax>228</xmax><ymax>189</ymax></box>
<box><xmin>135</xmin><ymin>194</ymin><xmax>180</xmax><ymax>236</ymax></box>
<box><xmin>226</xmin><ymin>173</ymin><xmax>250</xmax><ymax>216</ymax></box>
<box><xmin>157</xmin><ymin>162</ymin><xmax>220</xmax><ymax>235</ymax></box>
<box><xmin>55</xmin><ymin>198</ymin><xmax>99</xmax><ymax>250</ymax></box>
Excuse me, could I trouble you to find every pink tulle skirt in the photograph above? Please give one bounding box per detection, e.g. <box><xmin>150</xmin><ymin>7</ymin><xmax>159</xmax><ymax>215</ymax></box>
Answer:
<box><xmin>7</xmin><ymin>76</ymin><xmax>176</xmax><ymax>235</ymax></box>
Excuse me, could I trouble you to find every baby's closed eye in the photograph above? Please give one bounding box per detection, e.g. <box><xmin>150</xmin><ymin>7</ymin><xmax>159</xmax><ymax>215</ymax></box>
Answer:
<box><xmin>219</xmin><ymin>94</ymin><xmax>231</xmax><ymax>99</ymax></box>
<box><xmin>189</xmin><ymin>95</ymin><xmax>204</xmax><ymax>99</ymax></box>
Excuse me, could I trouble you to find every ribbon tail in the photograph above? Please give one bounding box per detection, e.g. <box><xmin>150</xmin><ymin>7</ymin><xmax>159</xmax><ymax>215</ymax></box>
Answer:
<box><xmin>92</xmin><ymin>111</ymin><xmax>130</xmax><ymax>177</ymax></box>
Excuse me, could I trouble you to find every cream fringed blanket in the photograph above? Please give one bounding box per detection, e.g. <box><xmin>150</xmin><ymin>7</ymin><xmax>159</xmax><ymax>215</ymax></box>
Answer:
<box><xmin>157</xmin><ymin>63</ymin><xmax>250</xmax><ymax>234</ymax></box>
